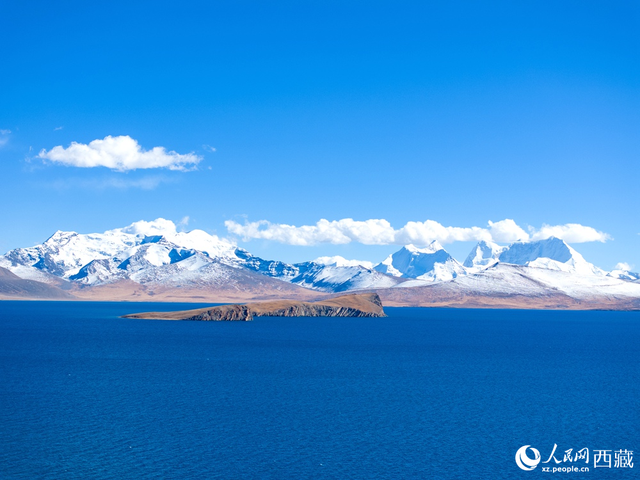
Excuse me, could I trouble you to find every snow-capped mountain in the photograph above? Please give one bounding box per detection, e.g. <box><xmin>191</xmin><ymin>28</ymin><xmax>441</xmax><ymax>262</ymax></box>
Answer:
<box><xmin>374</xmin><ymin>242</ymin><xmax>467</xmax><ymax>282</ymax></box>
<box><xmin>69</xmin><ymin>241</ymin><xmax>205</xmax><ymax>285</ymax></box>
<box><xmin>381</xmin><ymin>262</ymin><xmax>640</xmax><ymax>309</ymax></box>
<box><xmin>455</xmin><ymin>262</ymin><xmax>636</xmax><ymax>299</ymax></box>
<box><xmin>497</xmin><ymin>237</ymin><xmax>605</xmax><ymax>276</ymax></box>
<box><xmin>1</xmin><ymin>219</ymin><xmax>639</xmax><ymax>308</ymax></box>
<box><xmin>375</xmin><ymin>238</ymin><xmax>640</xmax><ymax>306</ymax></box>
<box><xmin>463</xmin><ymin>240</ymin><xmax>507</xmax><ymax>269</ymax></box>
<box><xmin>0</xmin><ymin>219</ymin><xmax>399</xmax><ymax>294</ymax></box>
<box><xmin>235</xmin><ymin>250</ymin><xmax>401</xmax><ymax>292</ymax></box>
<box><xmin>461</xmin><ymin>237</ymin><xmax>607</xmax><ymax>277</ymax></box>
<box><xmin>0</xmin><ymin>219</ymin><xmax>238</xmax><ymax>281</ymax></box>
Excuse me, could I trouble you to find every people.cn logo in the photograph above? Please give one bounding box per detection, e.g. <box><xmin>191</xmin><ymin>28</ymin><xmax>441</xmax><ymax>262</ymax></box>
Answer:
<box><xmin>516</xmin><ymin>445</ymin><xmax>541</xmax><ymax>471</ymax></box>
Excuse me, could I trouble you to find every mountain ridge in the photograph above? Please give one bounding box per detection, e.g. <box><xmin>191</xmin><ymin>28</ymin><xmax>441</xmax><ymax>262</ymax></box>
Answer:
<box><xmin>2</xmin><ymin>220</ymin><xmax>639</xmax><ymax>309</ymax></box>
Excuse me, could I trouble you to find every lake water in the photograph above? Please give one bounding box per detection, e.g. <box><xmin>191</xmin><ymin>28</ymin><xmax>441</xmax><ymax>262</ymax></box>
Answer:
<box><xmin>0</xmin><ymin>301</ymin><xmax>638</xmax><ymax>479</ymax></box>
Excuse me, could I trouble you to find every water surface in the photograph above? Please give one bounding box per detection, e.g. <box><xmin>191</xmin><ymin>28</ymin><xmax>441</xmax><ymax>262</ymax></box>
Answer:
<box><xmin>1</xmin><ymin>302</ymin><xmax>638</xmax><ymax>479</ymax></box>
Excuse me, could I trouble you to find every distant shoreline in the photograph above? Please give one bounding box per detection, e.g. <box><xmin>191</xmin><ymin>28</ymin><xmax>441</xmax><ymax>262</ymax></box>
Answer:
<box><xmin>1</xmin><ymin>296</ymin><xmax>638</xmax><ymax>312</ymax></box>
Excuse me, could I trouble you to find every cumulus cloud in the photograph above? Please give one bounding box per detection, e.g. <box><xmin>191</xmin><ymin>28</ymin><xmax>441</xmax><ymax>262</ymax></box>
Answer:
<box><xmin>225</xmin><ymin>218</ymin><xmax>502</xmax><ymax>246</ymax></box>
<box><xmin>530</xmin><ymin>223</ymin><xmax>612</xmax><ymax>243</ymax></box>
<box><xmin>119</xmin><ymin>218</ymin><xmax>178</xmax><ymax>237</ymax></box>
<box><xmin>488</xmin><ymin>219</ymin><xmax>530</xmax><ymax>242</ymax></box>
<box><xmin>225</xmin><ymin>218</ymin><xmax>612</xmax><ymax>246</ymax></box>
<box><xmin>38</xmin><ymin>135</ymin><xmax>202</xmax><ymax>171</ymax></box>
<box><xmin>614</xmin><ymin>262</ymin><xmax>632</xmax><ymax>271</ymax></box>
<box><xmin>0</xmin><ymin>129</ymin><xmax>11</xmax><ymax>148</ymax></box>
<box><xmin>225</xmin><ymin>218</ymin><xmax>368</xmax><ymax>245</ymax></box>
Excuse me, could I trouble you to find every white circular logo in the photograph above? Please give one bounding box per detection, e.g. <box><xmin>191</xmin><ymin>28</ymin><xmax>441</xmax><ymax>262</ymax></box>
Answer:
<box><xmin>515</xmin><ymin>445</ymin><xmax>541</xmax><ymax>471</ymax></box>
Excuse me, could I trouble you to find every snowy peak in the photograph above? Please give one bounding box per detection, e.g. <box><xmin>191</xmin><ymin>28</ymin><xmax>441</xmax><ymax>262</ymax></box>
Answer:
<box><xmin>44</xmin><ymin>230</ymin><xmax>79</xmax><ymax>244</ymax></box>
<box><xmin>498</xmin><ymin>237</ymin><xmax>604</xmax><ymax>276</ymax></box>
<box><xmin>312</xmin><ymin>256</ymin><xmax>374</xmax><ymax>269</ymax></box>
<box><xmin>374</xmin><ymin>242</ymin><xmax>466</xmax><ymax>282</ymax></box>
<box><xmin>463</xmin><ymin>240</ymin><xmax>507</xmax><ymax>268</ymax></box>
<box><xmin>111</xmin><ymin>219</ymin><xmax>237</xmax><ymax>259</ymax></box>
<box><xmin>463</xmin><ymin>237</ymin><xmax>606</xmax><ymax>277</ymax></box>
<box><xmin>499</xmin><ymin>236</ymin><xmax>573</xmax><ymax>264</ymax></box>
<box><xmin>0</xmin><ymin>218</ymin><xmax>238</xmax><ymax>280</ymax></box>
<box><xmin>403</xmin><ymin>241</ymin><xmax>445</xmax><ymax>255</ymax></box>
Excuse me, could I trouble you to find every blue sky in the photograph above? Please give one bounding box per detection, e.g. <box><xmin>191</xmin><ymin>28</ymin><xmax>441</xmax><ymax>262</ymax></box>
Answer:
<box><xmin>1</xmin><ymin>1</ymin><xmax>638</xmax><ymax>269</ymax></box>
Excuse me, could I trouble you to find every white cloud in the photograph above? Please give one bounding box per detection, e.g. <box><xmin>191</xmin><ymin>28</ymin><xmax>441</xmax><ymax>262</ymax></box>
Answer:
<box><xmin>488</xmin><ymin>219</ymin><xmax>530</xmax><ymax>242</ymax></box>
<box><xmin>0</xmin><ymin>129</ymin><xmax>10</xmax><ymax>148</ymax></box>
<box><xmin>225</xmin><ymin>219</ymin><xmax>364</xmax><ymax>245</ymax></box>
<box><xmin>54</xmin><ymin>126</ymin><xmax>64</xmax><ymax>131</ymax></box>
<box><xmin>530</xmin><ymin>223</ymin><xmax>612</xmax><ymax>243</ymax></box>
<box><xmin>225</xmin><ymin>218</ymin><xmax>498</xmax><ymax>246</ymax></box>
<box><xmin>119</xmin><ymin>218</ymin><xmax>178</xmax><ymax>237</ymax></box>
<box><xmin>38</xmin><ymin>135</ymin><xmax>202</xmax><ymax>172</ymax></box>
<box><xmin>225</xmin><ymin>218</ymin><xmax>612</xmax><ymax>246</ymax></box>
<box><xmin>394</xmin><ymin>220</ymin><xmax>492</xmax><ymax>245</ymax></box>
<box><xmin>614</xmin><ymin>262</ymin><xmax>632</xmax><ymax>271</ymax></box>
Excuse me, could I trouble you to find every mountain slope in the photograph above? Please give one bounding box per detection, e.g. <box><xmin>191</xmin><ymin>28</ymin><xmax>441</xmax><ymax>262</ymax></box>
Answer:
<box><xmin>378</xmin><ymin>263</ymin><xmax>640</xmax><ymax>309</ymax></box>
<box><xmin>70</xmin><ymin>260</ymin><xmax>325</xmax><ymax>302</ymax></box>
<box><xmin>287</xmin><ymin>262</ymin><xmax>402</xmax><ymax>292</ymax></box>
<box><xmin>0</xmin><ymin>267</ymin><xmax>74</xmax><ymax>300</ymax></box>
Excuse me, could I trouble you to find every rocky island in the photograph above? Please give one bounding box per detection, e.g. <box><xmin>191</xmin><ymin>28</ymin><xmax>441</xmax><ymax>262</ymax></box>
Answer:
<box><xmin>122</xmin><ymin>292</ymin><xmax>386</xmax><ymax>321</ymax></box>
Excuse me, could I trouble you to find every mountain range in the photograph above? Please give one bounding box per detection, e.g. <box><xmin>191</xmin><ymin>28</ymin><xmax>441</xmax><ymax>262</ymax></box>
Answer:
<box><xmin>1</xmin><ymin>219</ymin><xmax>639</xmax><ymax>309</ymax></box>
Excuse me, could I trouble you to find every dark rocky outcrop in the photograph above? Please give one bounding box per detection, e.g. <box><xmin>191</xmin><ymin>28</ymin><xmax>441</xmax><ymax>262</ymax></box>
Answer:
<box><xmin>122</xmin><ymin>292</ymin><xmax>386</xmax><ymax>321</ymax></box>
<box><xmin>188</xmin><ymin>304</ymin><xmax>253</xmax><ymax>321</ymax></box>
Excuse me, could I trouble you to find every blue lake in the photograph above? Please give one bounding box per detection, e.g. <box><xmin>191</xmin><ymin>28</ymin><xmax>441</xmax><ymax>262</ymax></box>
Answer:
<box><xmin>1</xmin><ymin>301</ymin><xmax>638</xmax><ymax>479</ymax></box>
